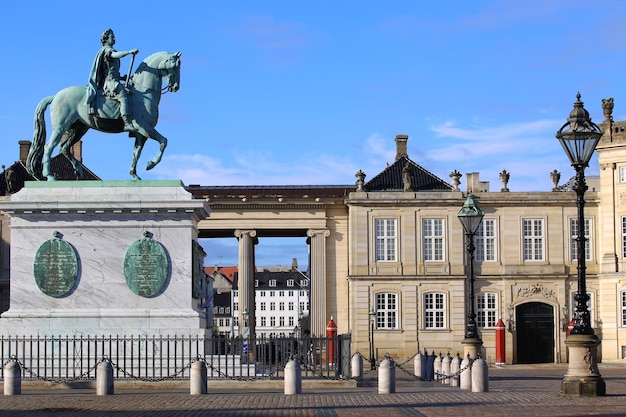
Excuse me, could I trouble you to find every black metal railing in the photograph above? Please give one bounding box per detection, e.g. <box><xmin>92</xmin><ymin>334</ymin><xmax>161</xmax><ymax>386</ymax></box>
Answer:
<box><xmin>0</xmin><ymin>334</ymin><xmax>351</xmax><ymax>383</ymax></box>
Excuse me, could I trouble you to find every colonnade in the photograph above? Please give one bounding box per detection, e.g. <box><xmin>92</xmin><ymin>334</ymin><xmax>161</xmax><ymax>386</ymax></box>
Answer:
<box><xmin>234</xmin><ymin>228</ymin><xmax>329</xmax><ymax>337</ymax></box>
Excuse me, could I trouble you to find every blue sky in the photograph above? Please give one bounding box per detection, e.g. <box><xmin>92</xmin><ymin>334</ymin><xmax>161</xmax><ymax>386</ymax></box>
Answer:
<box><xmin>2</xmin><ymin>1</ymin><xmax>626</xmax><ymax>268</ymax></box>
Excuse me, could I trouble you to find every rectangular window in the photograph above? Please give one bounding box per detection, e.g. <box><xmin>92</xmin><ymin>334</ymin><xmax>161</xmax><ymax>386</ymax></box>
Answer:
<box><xmin>523</xmin><ymin>219</ymin><xmax>544</xmax><ymax>261</ymax></box>
<box><xmin>622</xmin><ymin>217</ymin><xmax>626</xmax><ymax>259</ymax></box>
<box><xmin>375</xmin><ymin>218</ymin><xmax>397</xmax><ymax>261</ymax></box>
<box><xmin>423</xmin><ymin>219</ymin><xmax>444</xmax><ymax>261</ymax></box>
<box><xmin>279</xmin><ymin>302</ymin><xmax>285</xmax><ymax>311</ymax></box>
<box><xmin>287</xmin><ymin>279</ymin><xmax>294</xmax><ymax>287</ymax></box>
<box><xmin>279</xmin><ymin>317</ymin><xmax>285</xmax><ymax>326</ymax></box>
<box><xmin>270</xmin><ymin>291</ymin><xmax>275</xmax><ymax>297</ymax></box>
<box><xmin>476</xmin><ymin>219</ymin><xmax>496</xmax><ymax>262</ymax></box>
<box><xmin>288</xmin><ymin>290</ymin><xmax>294</xmax><ymax>297</ymax></box>
<box><xmin>260</xmin><ymin>291</ymin><xmax>266</xmax><ymax>297</ymax></box>
<box><xmin>622</xmin><ymin>291</ymin><xmax>626</xmax><ymax>327</ymax></box>
<box><xmin>233</xmin><ymin>302</ymin><xmax>238</xmax><ymax>311</ymax></box>
<box><xmin>269</xmin><ymin>280</ymin><xmax>277</xmax><ymax>287</ymax></box>
<box><xmin>299</xmin><ymin>301</ymin><xmax>305</xmax><ymax>312</ymax></box>
<box><xmin>261</xmin><ymin>317</ymin><xmax>266</xmax><ymax>326</ymax></box>
<box><xmin>288</xmin><ymin>302</ymin><xmax>294</xmax><ymax>311</ymax></box>
<box><xmin>300</xmin><ymin>279</ymin><xmax>308</xmax><ymax>287</ymax></box>
<box><xmin>260</xmin><ymin>302</ymin><xmax>266</xmax><ymax>311</ymax></box>
<box><xmin>270</xmin><ymin>302</ymin><xmax>275</xmax><ymax>311</ymax></box>
<box><xmin>476</xmin><ymin>292</ymin><xmax>497</xmax><ymax>328</ymax></box>
<box><xmin>279</xmin><ymin>291</ymin><xmax>285</xmax><ymax>297</ymax></box>
<box><xmin>424</xmin><ymin>293</ymin><xmax>445</xmax><ymax>329</ymax></box>
<box><xmin>270</xmin><ymin>317</ymin><xmax>276</xmax><ymax>327</ymax></box>
<box><xmin>375</xmin><ymin>293</ymin><xmax>398</xmax><ymax>329</ymax></box>
<box><xmin>571</xmin><ymin>218</ymin><xmax>592</xmax><ymax>261</ymax></box>
<box><xmin>289</xmin><ymin>316</ymin><xmax>295</xmax><ymax>327</ymax></box>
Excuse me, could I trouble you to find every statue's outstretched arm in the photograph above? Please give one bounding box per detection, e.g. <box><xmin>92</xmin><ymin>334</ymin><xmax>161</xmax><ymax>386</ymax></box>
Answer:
<box><xmin>110</xmin><ymin>49</ymin><xmax>139</xmax><ymax>59</ymax></box>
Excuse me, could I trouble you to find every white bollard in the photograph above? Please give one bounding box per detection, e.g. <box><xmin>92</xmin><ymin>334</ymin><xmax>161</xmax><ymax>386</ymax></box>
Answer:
<box><xmin>351</xmin><ymin>353</ymin><xmax>363</xmax><ymax>380</ymax></box>
<box><xmin>471</xmin><ymin>357</ymin><xmax>489</xmax><ymax>392</ymax></box>
<box><xmin>4</xmin><ymin>360</ymin><xmax>21</xmax><ymax>395</ymax></box>
<box><xmin>413</xmin><ymin>351</ymin><xmax>422</xmax><ymax>379</ymax></box>
<box><xmin>284</xmin><ymin>359</ymin><xmax>302</xmax><ymax>395</ymax></box>
<box><xmin>378</xmin><ymin>357</ymin><xmax>395</xmax><ymax>394</ymax></box>
<box><xmin>460</xmin><ymin>355</ymin><xmax>472</xmax><ymax>390</ymax></box>
<box><xmin>96</xmin><ymin>360</ymin><xmax>114</xmax><ymax>396</ymax></box>
<box><xmin>190</xmin><ymin>360</ymin><xmax>208</xmax><ymax>395</ymax></box>
<box><xmin>433</xmin><ymin>353</ymin><xmax>442</xmax><ymax>382</ymax></box>
<box><xmin>450</xmin><ymin>354</ymin><xmax>461</xmax><ymax>387</ymax></box>
<box><xmin>441</xmin><ymin>353</ymin><xmax>451</xmax><ymax>385</ymax></box>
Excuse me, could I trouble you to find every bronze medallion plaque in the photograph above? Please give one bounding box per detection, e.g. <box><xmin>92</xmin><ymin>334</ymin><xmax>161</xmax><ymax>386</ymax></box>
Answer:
<box><xmin>124</xmin><ymin>233</ymin><xmax>169</xmax><ymax>298</ymax></box>
<box><xmin>33</xmin><ymin>232</ymin><xmax>78</xmax><ymax>298</ymax></box>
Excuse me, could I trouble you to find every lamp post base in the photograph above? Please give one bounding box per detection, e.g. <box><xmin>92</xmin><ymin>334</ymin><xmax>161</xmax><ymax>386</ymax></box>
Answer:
<box><xmin>462</xmin><ymin>336</ymin><xmax>483</xmax><ymax>359</ymax></box>
<box><xmin>561</xmin><ymin>334</ymin><xmax>606</xmax><ymax>396</ymax></box>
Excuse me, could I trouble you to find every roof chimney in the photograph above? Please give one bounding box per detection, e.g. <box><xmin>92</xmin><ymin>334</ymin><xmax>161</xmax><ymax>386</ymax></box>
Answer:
<box><xmin>395</xmin><ymin>134</ymin><xmax>408</xmax><ymax>161</ymax></box>
<box><xmin>291</xmin><ymin>258</ymin><xmax>298</xmax><ymax>270</ymax></box>
<box><xmin>71</xmin><ymin>140</ymin><xmax>83</xmax><ymax>162</ymax></box>
<box><xmin>19</xmin><ymin>140</ymin><xmax>31</xmax><ymax>163</ymax></box>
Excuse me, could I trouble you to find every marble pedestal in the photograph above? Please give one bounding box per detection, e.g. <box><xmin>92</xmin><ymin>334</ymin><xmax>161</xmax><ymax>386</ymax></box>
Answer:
<box><xmin>561</xmin><ymin>334</ymin><xmax>606</xmax><ymax>396</ymax></box>
<box><xmin>0</xmin><ymin>180</ymin><xmax>210</xmax><ymax>338</ymax></box>
<box><xmin>462</xmin><ymin>336</ymin><xmax>483</xmax><ymax>359</ymax></box>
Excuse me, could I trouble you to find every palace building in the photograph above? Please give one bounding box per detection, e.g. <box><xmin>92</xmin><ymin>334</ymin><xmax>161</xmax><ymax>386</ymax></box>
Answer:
<box><xmin>3</xmin><ymin>98</ymin><xmax>626</xmax><ymax>364</ymax></box>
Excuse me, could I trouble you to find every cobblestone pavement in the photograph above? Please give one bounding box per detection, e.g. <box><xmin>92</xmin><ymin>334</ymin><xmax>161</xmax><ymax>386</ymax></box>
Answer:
<box><xmin>0</xmin><ymin>364</ymin><xmax>625</xmax><ymax>416</ymax></box>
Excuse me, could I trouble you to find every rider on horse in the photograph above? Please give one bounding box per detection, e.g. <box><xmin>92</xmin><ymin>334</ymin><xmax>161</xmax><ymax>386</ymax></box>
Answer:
<box><xmin>85</xmin><ymin>28</ymin><xmax>138</xmax><ymax>131</ymax></box>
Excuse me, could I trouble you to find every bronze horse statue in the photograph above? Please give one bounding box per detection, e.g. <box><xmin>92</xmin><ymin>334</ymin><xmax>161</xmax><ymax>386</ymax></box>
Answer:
<box><xmin>27</xmin><ymin>51</ymin><xmax>181</xmax><ymax>181</ymax></box>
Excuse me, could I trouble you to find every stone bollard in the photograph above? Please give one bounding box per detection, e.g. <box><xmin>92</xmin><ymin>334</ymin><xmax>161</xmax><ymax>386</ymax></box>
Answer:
<box><xmin>441</xmin><ymin>353</ymin><xmax>451</xmax><ymax>385</ymax></box>
<box><xmin>450</xmin><ymin>353</ymin><xmax>461</xmax><ymax>387</ymax></box>
<box><xmin>433</xmin><ymin>353</ymin><xmax>442</xmax><ymax>382</ymax></box>
<box><xmin>378</xmin><ymin>357</ymin><xmax>395</xmax><ymax>394</ymax></box>
<box><xmin>460</xmin><ymin>354</ymin><xmax>472</xmax><ymax>390</ymax></box>
<box><xmin>4</xmin><ymin>359</ymin><xmax>21</xmax><ymax>395</ymax></box>
<box><xmin>190</xmin><ymin>360</ymin><xmax>208</xmax><ymax>395</ymax></box>
<box><xmin>96</xmin><ymin>359</ymin><xmax>114</xmax><ymax>396</ymax></box>
<box><xmin>471</xmin><ymin>356</ymin><xmax>489</xmax><ymax>392</ymax></box>
<box><xmin>351</xmin><ymin>353</ymin><xmax>363</xmax><ymax>380</ymax></box>
<box><xmin>284</xmin><ymin>358</ymin><xmax>302</xmax><ymax>395</ymax></box>
<box><xmin>413</xmin><ymin>351</ymin><xmax>422</xmax><ymax>379</ymax></box>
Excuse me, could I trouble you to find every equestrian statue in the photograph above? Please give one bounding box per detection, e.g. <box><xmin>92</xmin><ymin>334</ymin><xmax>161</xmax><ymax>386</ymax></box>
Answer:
<box><xmin>26</xmin><ymin>28</ymin><xmax>181</xmax><ymax>181</ymax></box>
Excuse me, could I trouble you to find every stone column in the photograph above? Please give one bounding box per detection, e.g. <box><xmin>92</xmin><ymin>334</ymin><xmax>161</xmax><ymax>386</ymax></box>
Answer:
<box><xmin>235</xmin><ymin>230</ymin><xmax>257</xmax><ymax>338</ymax></box>
<box><xmin>307</xmin><ymin>229</ymin><xmax>330</xmax><ymax>336</ymax></box>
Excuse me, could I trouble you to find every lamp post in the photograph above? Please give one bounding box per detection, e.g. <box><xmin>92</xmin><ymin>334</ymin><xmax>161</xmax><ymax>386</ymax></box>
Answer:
<box><xmin>369</xmin><ymin>307</ymin><xmax>376</xmax><ymax>370</ymax></box>
<box><xmin>557</xmin><ymin>93</ymin><xmax>605</xmax><ymax>396</ymax></box>
<box><xmin>457</xmin><ymin>193</ymin><xmax>484</xmax><ymax>358</ymax></box>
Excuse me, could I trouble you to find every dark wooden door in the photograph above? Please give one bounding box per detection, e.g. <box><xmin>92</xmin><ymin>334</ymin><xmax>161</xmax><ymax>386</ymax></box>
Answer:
<box><xmin>516</xmin><ymin>302</ymin><xmax>554</xmax><ymax>363</ymax></box>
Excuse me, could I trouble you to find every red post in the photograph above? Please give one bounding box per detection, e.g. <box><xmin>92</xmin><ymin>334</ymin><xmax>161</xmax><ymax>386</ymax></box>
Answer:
<box><xmin>326</xmin><ymin>316</ymin><xmax>337</xmax><ymax>363</ymax></box>
<box><xmin>495</xmin><ymin>318</ymin><xmax>506</xmax><ymax>365</ymax></box>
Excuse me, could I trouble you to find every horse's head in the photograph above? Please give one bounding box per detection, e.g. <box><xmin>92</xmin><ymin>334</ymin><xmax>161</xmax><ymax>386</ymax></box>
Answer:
<box><xmin>135</xmin><ymin>51</ymin><xmax>181</xmax><ymax>93</ymax></box>
<box><xmin>158</xmin><ymin>51</ymin><xmax>181</xmax><ymax>92</ymax></box>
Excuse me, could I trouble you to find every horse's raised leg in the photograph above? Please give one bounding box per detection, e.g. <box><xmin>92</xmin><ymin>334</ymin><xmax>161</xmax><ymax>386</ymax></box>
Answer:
<box><xmin>145</xmin><ymin>129</ymin><xmax>168</xmax><ymax>171</ymax></box>
<box><xmin>130</xmin><ymin>135</ymin><xmax>148</xmax><ymax>180</ymax></box>
<box><xmin>42</xmin><ymin>128</ymin><xmax>66</xmax><ymax>181</ymax></box>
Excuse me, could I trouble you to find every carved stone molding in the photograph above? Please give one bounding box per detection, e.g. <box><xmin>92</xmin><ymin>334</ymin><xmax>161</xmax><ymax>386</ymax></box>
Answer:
<box><xmin>515</xmin><ymin>283</ymin><xmax>556</xmax><ymax>301</ymax></box>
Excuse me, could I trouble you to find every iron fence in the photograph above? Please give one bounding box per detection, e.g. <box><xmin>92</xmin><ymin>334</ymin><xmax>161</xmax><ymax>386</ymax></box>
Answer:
<box><xmin>0</xmin><ymin>333</ymin><xmax>351</xmax><ymax>383</ymax></box>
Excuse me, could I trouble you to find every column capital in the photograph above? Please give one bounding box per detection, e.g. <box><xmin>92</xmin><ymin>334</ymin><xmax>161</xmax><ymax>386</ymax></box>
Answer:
<box><xmin>307</xmin><ymin>229</ymin><xmax>330</xmax><ymax>238</ymax></box>
<box><xmin>234</xmin><ymin>229</ymin><xmax>257</xmax><ymax>239</ymax></box>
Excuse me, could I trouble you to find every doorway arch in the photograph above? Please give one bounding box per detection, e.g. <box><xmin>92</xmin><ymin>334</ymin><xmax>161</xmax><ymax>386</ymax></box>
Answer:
<box><xmin>515</xmin><ymin>302</ymin><xmax>554</xmax><ymax>363</ymax></box>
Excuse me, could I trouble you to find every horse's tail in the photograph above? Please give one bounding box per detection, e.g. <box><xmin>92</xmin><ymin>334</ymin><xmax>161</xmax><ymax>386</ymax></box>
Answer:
<box><xmin>26</xmin><ymin>96</ymin><xmax>54</xmax><ymax>178</ymax></box>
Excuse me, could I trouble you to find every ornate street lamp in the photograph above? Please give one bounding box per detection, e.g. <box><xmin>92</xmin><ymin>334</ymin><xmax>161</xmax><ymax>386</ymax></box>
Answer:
<box><xmin>556</xmin><ymin>93</ymin><xmax>605</xmax><ymax>396</ymax></box>
<box><xmin>457</xmin><ymin>193</ymin><xmax>484</xmax><ymax>358</ymax></box>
